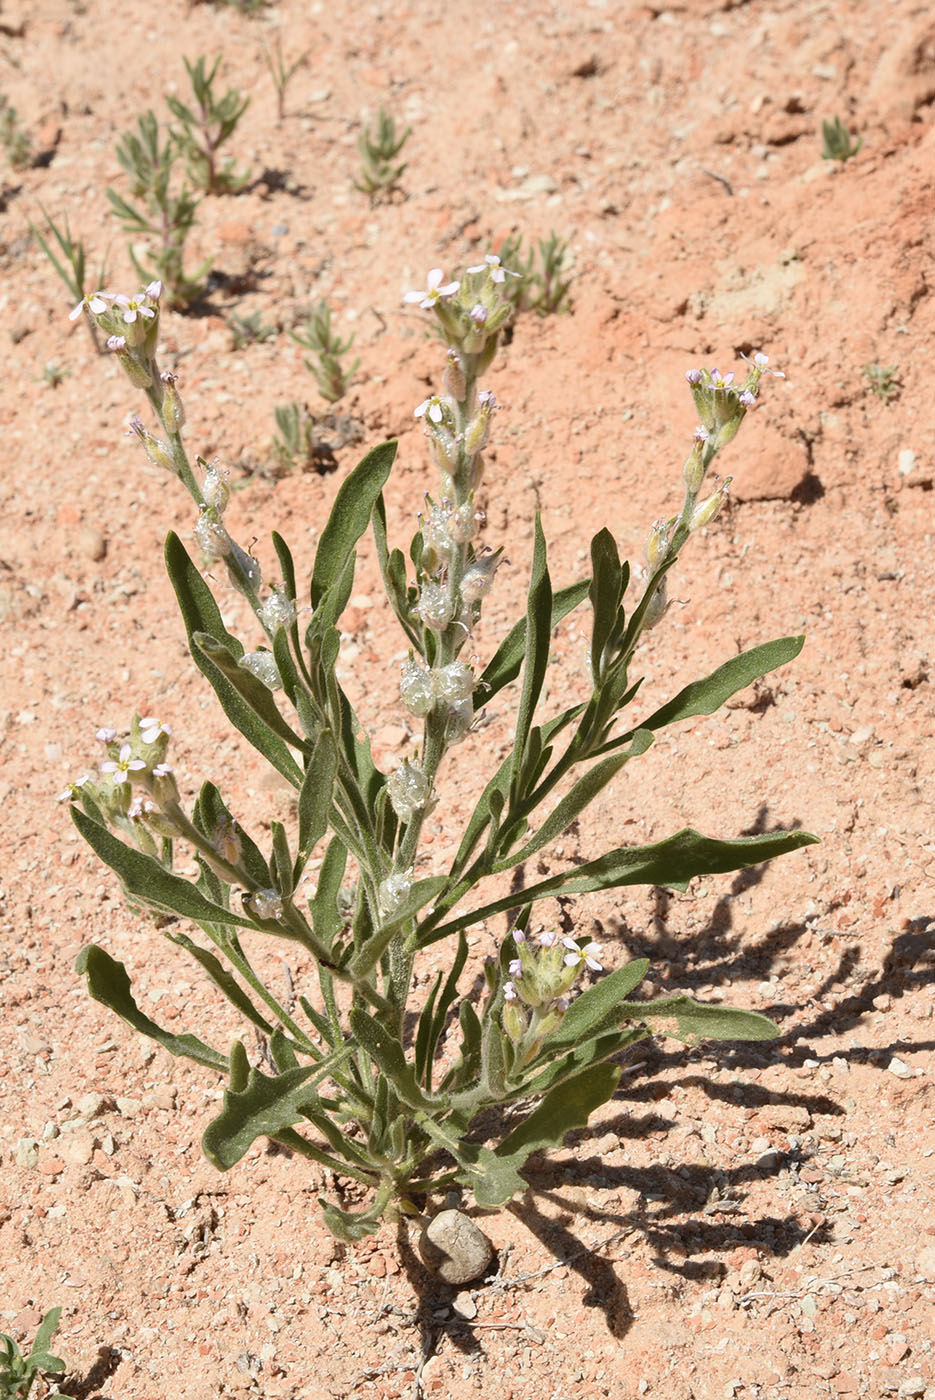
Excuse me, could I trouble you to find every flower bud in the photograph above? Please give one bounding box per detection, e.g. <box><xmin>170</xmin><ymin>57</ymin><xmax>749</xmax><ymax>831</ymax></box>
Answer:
<box><xmin>682</xmin><ymin>436</ymin><xmax>707</xmax><ymax>495</ymax></box>
<box><xmin>464</xmin><ymin>390</ymin><xmax>496</xmax><ymax>455</ymax></box>
<box><xmin>239</xmin><ymin>650</ymin><xmax>282</xmax><ymax>690</ymax></box>
<box><xmin>387</xmin><ymin>759</ymin><xmax>432</xmax><ymax>823</ymax></box>
<box><xmin>445</xmin><ymin>697</ymin><xmax>474</xmax><ymax>744</ymax></box>
<box><xmin>435</xmin><ymin>661</ymin><xmax>474</xmax><ymax>704</ymax></box>
<box><xmin>446</xmin><ymin>501</ymin><xmax>479</xmax><ymax>546</ymax></box>
<box><xmin>194</xmin><ymin>511</ymin><xmax>232</xmax><ymax>563</ymax></box>
<box><xmin>642</xmin><ymin>578</ymin><xmax>668</xmax><ymax>630</ymax></box>
<box><xmin>129</xmin><ymin>418</ymin><xmax>174</xmax><ymax>473</ymax></box>
<box><xmin>689</xmin><ymin>480</ymin><xmax>730</xmax><ymax>533</ymax></box>
<box><xmin>250</xmin><ymin>888</ymin><xmax>284</xmax><ymax>921</ymax></box>
<box><xmin>502</xmin><ymin>998</ymin><xmax>527</xmax><ymax>1044</ymax></box>
<box><xmin>400</xmin><ymin>657</ymin><xmax>436</xmax><ymax>717</ymax></box>
<box><xmin>261</xmin><ymin>588</ymin><xmax>297</xmax><ymax>634</ymax></box>
<box><xmin>416</xmin><ymin>581</ymin><xmax>455</xmax><ymax>632</ymax></box>
<box><xmin>644</xmin><ymin>518</ymin><xmax>671</xmax><ymax>570</ymax></box>
<box><xmin>379</xmin><ymin>868</ymin><xmax>412</xmax><ymax>914</ymax></box>
<box><xmin>213</xmin><ymin>817</ymin><xmax>243</xmax><ymax>867</ymax></box>
<box><xmin>460</xmin><ymin>549</ymin><xmax>501</xmax><ymax>606</ymax></box>
<box><xmin>442</xmin><ymin>350</ymin><xmax>467</xmax><ymax>402</ymax></box>
<box><xmin>160</xmin><ymin>372</ymin><xmax>185</xmax><ymax>433</ymax></box>
<box><xmin>108</xmin><ymin>338</ymin><xmax>153</xmax><ymax>389</ymax></box>
<box><xmin>202</xmin><ymin>465</ymin><xmax>231</xmax><ymax>514</ymax></box>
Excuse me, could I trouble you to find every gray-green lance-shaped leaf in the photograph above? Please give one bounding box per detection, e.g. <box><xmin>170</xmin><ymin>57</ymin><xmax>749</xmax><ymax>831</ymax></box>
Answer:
<box><xmin>311</xmin><ymin>439</ymin><xmax>397</xmax><ymax>606</ymax></box>
<box><xmin>349</xmin><ymin>875</ymin><xmax>448</xmax><ymax>978</ymax></box>
<box><xmin>459</xmin><ymin>1062</ymin><xmax>621</xmax><ymax>1207</ymax></box>
<box><xmin>202</xmin><ymin>1044</ymin><xmax>352</xmax><ymax>1168</ymax></box>
<box><xmin>72</xmin><ymin>807</ymin><xmax>258</xmax><ymax>930</ymax></box>
<box><xmin>165</xmin><ymin>532</ymin><xmax>304</xmax><ymax>787</ymax></box>
<box><xmin>371</xmin><ymin>494</ymin><xmax>423</xmax><ymax>652</ymax></box>
<box><xmin>317</xmin><ymin>1196</ymin><xmax>385</xmax><ymax>1243</ymax></box>
<box><xmin>510</xmin><ymin>516</ymin><xmax>552</xmax><ymax>794</ymax></box>
<box><xmin>481</xmin><ymin>577</ymin><xmax>589</xmax><ymax>702</ymax></box>
<box><xmin>588</xmin><ymin>527</ymin><xmax>625</xmax><ymax>684</ymax></box>
<box><xmin>495</xmin><ymin>732</ymin><xmax>654</xmax><ymax>871</ymax></box>
<box><xmin>638</xmin><ymin>636</ymin><xmax>805</xmax><ymax>732</ymax></box>
<box><xmin>348</xmin><ymin>1007</ymin><xmax>441</xmax><ymax>1111</ymax></box>
<box><xmin>415</xmin><ymin>931</ymin><xmax>468</xmax><ymax>1089</ymax></box>
<box><xmin>619</xmin><ymin>993</ymin><xmax>779</xmax><ymax>1043</ymax></box>
<box><xmin>297</xmin><ymin>730</ymin><xmax>337</xmax><ymax>867</ymax></box>
<box><xmin>76</xmin><ymin>945</ymin><xmax>227</xmax><ymax>1070</ymax></box>
<box><xmin>540</xmin><ymin>960</ymin><xmax>650</xmax><ymax>1054</ymax></box>
<box><xmin>419</xmin><ymin>826</ymin><xmax>819</xmax><ymax>946</ymax></box>
<box><xmin>194</xmin><ymin>632</ymin><xmax>308</xmax><ymax>754</ymax></box>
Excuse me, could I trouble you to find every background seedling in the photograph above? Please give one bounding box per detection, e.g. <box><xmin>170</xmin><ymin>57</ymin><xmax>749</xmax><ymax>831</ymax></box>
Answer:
<box><xmin>821</xmin><ymin>115</ymin><xmax>862</xmax><ymax>162</ymax></box>
<box><xmin>166</xmin><ymin>55</ymin><xmax>251</xmax><ymax>195</ymax></box>
<box><xmin>289</xmin><ymin>300</ymin><xmax>359</xmax><ymax>403</ymax></box>
<box><xmin>354</xmin><ymin>106</ymin><xmax>411</xmax><ymax>201</ymax></box>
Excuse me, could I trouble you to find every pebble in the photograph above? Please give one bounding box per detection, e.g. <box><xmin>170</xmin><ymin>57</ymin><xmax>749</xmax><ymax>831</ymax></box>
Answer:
<box><xmin>914</xmin><ymin>1244</ymin><xmax>935</xmax><ymax>1279</ymax></box>
<box><xmin>418</xmin><ymin>1210</ymin><xmax>495</xmax><ymax>1285</ymax></box>
<box><xmin>888</xmin><ymin>1056</ymin><xmax>915</xmax><ymax>1079</ymax></box>
<box><xmin>451</xmin><ymin>1290</ymin><xmax>478</xmax><ymax>1320</ymax></box>
<box><xmin>897</xmin><ymin>449</ymin><xmax>917</xmax><ymax>477</ymax></box>
<box><xmin>898</xmin><ymin>1381</ymin><xmax>925</xmax><ymax>1398</ymax></box>
<box><xmin>15</xmin><ymin>1137</ymin><xmax>38</xmax><ymax>1169</ymax></box>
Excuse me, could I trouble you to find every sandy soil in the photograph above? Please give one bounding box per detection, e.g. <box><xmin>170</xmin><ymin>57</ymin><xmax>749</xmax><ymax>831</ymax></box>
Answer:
<box><xmin>1</xmin><ymin>1</ymin><xmax>934</xmax><ymax>1398</ymax></box>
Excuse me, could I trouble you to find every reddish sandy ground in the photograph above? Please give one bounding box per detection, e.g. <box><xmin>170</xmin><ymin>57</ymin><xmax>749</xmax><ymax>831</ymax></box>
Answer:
<box><xmin>1</xmin><ymin>1</ymin><xmax>934</xmax><ymax>1398</ymax></box>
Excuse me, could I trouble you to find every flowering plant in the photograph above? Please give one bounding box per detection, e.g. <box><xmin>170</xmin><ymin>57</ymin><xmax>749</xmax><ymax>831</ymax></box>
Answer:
<box><xmin>63</xmin><ymin>265</ymin><xmax>814</xmax><ymax>1240</ymax></box>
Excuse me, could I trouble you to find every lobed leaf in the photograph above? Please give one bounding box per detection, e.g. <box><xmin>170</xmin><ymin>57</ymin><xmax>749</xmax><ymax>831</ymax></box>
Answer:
<box><xmin>76</xmin><ymin>945</ymin><xmax>227</xmax><ymax>1070</ymax></box>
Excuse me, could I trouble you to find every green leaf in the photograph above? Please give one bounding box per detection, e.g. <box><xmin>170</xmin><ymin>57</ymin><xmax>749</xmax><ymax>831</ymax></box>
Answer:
<box><xmin>202</xmin><ymin>1045</ymin><xmax>352</xmax><ymax>1168</ymax></box>
<box><xmin>311</xmin><ymin>440</ymin><xmax>397</xmax><ymax>607</ymax></box>
<box><xmin>619</xmin><ymin>994</ymin><xmax>780</xmax><ymax>1044</ymax></box>
<box><xmin>307</xmin><ymin>836</ymin><xmax>348</xmax><ymax>950</ymax></box>
<box><xmin>169</xmin><ymin>932</ymin><xmax>275</xmax><ymax>1038</ymax></box>
<box><xmin>639</xmin><ymin>636</ymin><xmax>806</xmax><ymax>732</ymax></box>
<box><xmin>349</xmin><ymin>876</ymin><xmax>448</xmax><ymax>978</ymax></box>
<box><xmin>420</xmin><ymin>826</ymin><xmax>819</xmax><ymax>946</ymax></box>
<box><xmin>541</xmin><ymin>960</ymin><xmax>650</xmax><ymax>1053</ymax></box>
<box><xmin>460</xmin><ymin>1062</ymin><xmax>621</xmax><ymax>1207</ymax></box>
<box><xmin>317</xmin><ymin>1197</ymin><xmax>384</xmax><ymax>1242</ymax></box>
<box><xmin>270</xmin><ymin>821</ymin><xmax>294</xmax><ymax>898</ymax></box>
<box><xmin>481</xmin><ymin>578</ymin><xmax>589</xmax><ymax>701</ymax></box>
<box><xmin>372</xmin><ymin>494</ymin><xmax>423</xmax><ymax>651</ymax></box>
<box><xmin>510</xmin><ymin>517</ymin><xmax>552</xmax><ymax>795</ymax></box>
<box><xmin>495</xmin><ymin>733</ymin><xmax>654</xmax><ymax>871</ymax></box>
<box><xmin>415</xmin><ymin>931</ymin><xmax>468</xmax><ymax>1089</ymax></box>
<box><xmin>194</xmin><ymin>632</ymin><xmax>308</xmax><ymax>753</ymax></box>
<box><xmin>29</xmin><ymin>1308</ymin><xmax>63</xmax><ymax>1365</ymax></box>
<box><xmin>348</xmin><ymin>1008</ymin><xmax>440</xmax><ymax>1111</ymax></box>
<box><xmin>193</xmin><ymin>781</ymin><xmax>271</xmax><ymax>890</ymax></box>
<box><xmin>522</xmin><ymin>1028</ymin><xmax>649</xmax><ymax>1095</ymax></box>
<box><xmin>297</xmin><ymin>730</ymin><xmax>337</xmax><ymax>870</ymax></box>
<box><xmin>588</xmin><ymin>528</ymin><xmax>624</xmax><ymax>684</ymax></box>
<box><xmin>76</xmin><ymin>945</ymin><xmax>227</xmax><ymax>1070</ymax></box>
<box><xmin>72</xmin><ymin>807</ymin><xmax>258</xmax><ymax>930</ymax></box>
<box><xmin>165</xmin><ymin>532</ymin><xmax>305</xmax><ymax>787</ymax></box>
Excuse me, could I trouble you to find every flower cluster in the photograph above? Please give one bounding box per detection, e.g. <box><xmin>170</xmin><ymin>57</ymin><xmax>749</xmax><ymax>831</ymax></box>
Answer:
<box><xmin>684</xmin><ymin>352</ymin><xmax>784</xmax><ymax>452</ymax></box>
<box><xmin>58</xmin><ymin>715</ymin><xmax>179</xmax><ymax>846</ymax></box>
<box><xmin>497</xmin><ymin>929</ymin><xmax>605</xmax><ymax>1070</ymax></box>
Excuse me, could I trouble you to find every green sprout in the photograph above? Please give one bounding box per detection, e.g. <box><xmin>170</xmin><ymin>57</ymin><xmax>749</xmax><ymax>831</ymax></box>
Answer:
<box><xmin>166</xmin><ymin>55</ymin><xmax>251</xmax><ymax>195</ymax></box>
<box><xmin>354</xmin><ymin>106</ymin><xmax>411</xmax><ymax>201</ymax></box>
<box><xmin>821</xmin><ymin>115</ymin><xmax>863</xmax><ymax>162</ymax></box>
<box><xmin>227</xmin><ymin>309</ymin><xmax>278</xmax><ymax>348</ymax></box>
<box><xmin>29</xmin><ymin>205</ymin><xmax>111</xmax><ymax>349</ymax></box>
<box><xmin>289</xmin><ymin>301</ymin><xmax>360</xmax><ymax>403</ymax></box>
<box><xmin>862</xmin><ymin>362</ymin><xmax>900</xmax><ymax>404</ymax></box>
<box><xmin>0</xmin><ymin>1307</ymin><xmax>75</xmax><ymax>1400</ymax></box>
<box><xmin>107</xmin><ymin>110</ymin><xmax>209</xmax><ymax>307</ymax></box>
<box><xmin>261</xmin><ymin>35</ymin><xmax>309</xmax><ymax>123</ymax></box>
<box><xmin>0</xmin><ymin>93</ymin><xmax>33</xmax><ymax>171</ymax></box>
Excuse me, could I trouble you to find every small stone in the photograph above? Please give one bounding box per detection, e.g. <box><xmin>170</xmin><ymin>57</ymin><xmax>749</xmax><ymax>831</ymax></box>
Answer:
<box><xmin>38</xmin><ymin>1155</ymin><xmax>64</xmax><ymax>1176</ymax></box>
<box><xmin>60</xmin><ymin>1130</ymin><xmax>95</xmax><ymax>1167</ymax></box>
<box><xmin>76</xmin><ymin>1092</ymin><xmax>109</xmax><ymax>1122</ymax></box>
<box><xmin>142</xmin><ymin>1087</ymin><xmax>177</xmax><ymax>1112</ymax></box>
<box><xmin>418</xmin><ymin>1210</ymin><xmax>494</xmax><ymax>1285</ymax></box>
<box><xmin>898</xmin><ymin>449</ymin><xmax>917</xmax><ymax>477</ymax></box>
<box><xmin>898</xmin><ymin>1380</ymin><xmax>925</xmax><ymax>1399</ymax></box>
<box><xmin>15</xmin><ymin>1137</ymin><xmax>39</xmax><ymax>1169</ymax></box>
<box><xmin>888</xmin><ymin>1056</ymin><xmax>915</xmax><ymax>1079</ymax></box>
<box><xmin>78</xmin><ymin>526</ymin><xmax>107</xmax><ymax>562</ymax></box>
<box><xmin>451</xmin><ymin>1291</ymin><xmax>477</xmax><ymax>1320</ymax></box>
<box><xmin>116</xmin><ymin>1096</ymin><xmax>141</xmax><ymax>1118</ymax></box>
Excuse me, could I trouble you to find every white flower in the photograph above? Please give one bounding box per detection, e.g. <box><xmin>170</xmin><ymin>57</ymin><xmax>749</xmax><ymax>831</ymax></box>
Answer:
<box><xmin>140</xmin><ymin>717</ymin><xmax>170</xmax><ymax>744</ymax></box>
<box><xmin>415</xmin><ymin>396</ymin><xmax>445</xmax><ymax>424</ymax></box>
<box><xmin>562</xmin><ymin>937</ymin><xmax>604</xmax><ymax>972</ymax></box>
<box><xmin>404</xmin><ymin>268</ymin><xmax>460</xmax><ymax>309</ymax></box>
<box><xmin>466</xmin><ymin>253</ymin><xmax>517</xmax><ymax>283</ymax></box>
<box><xmin>57</xmin><ymin>773</ymin><xmax>91</xmax><ymax>802</ymax></box>
<box><xmin>508</xmin><ymin>958</ymin><xmax>523</xmax><ymax>977</ymax></box>
<box><xmin>152</xmin><ymin>762</ymin><xmax>173</xmax><ymax>779</ymax></box>
<box><xmin>503</xmin><ymin>981</ymin><xmax>518</xmax><ymax>1002</ymax></box>
<box><xmin>69</xmin><ymin>292</ymin><xmax>110</xmax><ymax>322</ymax></box>
<box><xmin>96</xmin><ymin>727</ymin><xmax>117</xmax><ymax>743</ymax></box>
<box><xmin>537</xmin><ymin>930</ymin><xmax>557</xmax><ymax>948</ymax></box>
<box><xmin>743</xmin><ymin>351</ymin><xmax>785</xmax><ymax>379</ymax></box>
<box><xmin>100</xmin><ymin>743</ymin><xmax>146</xmax><ymax>785</ymax></box>
<box><xmin>113</xmin><ymin>292</ymin><xmax>156</xmax><ymax>325</ymax></box>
